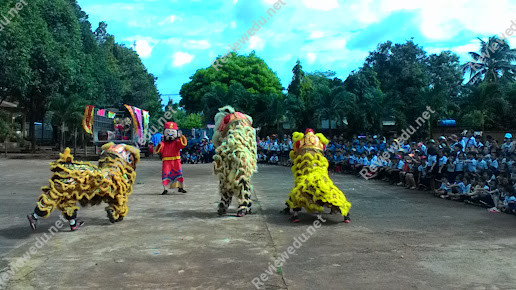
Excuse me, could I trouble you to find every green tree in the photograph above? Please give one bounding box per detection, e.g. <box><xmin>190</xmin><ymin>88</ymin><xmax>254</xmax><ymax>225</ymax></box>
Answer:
<box><xmin>343</xmin><ymin>66</ymin><xmax>385</xmax><ymax>133</ymax></box>
<box><xmin>179</xmin><ymin>52</ymin><xmax>283</xmax><ymax>116</ymax></box>
<box><xmin>463</xmin><ymin>36</ymin><xmax>516</xmax><ymax>85</ymax></box>
<box><xmin>366</xmin><ymin>40</ymin><xmax>430</xmax><ymax>131</ymax></box>
<box><xmin>0</xmin><ymin>0</ymin><xmax>164</xmax><ymax>150</ymax></box>
<box><xmin>178</xmin><ymin>113</ymin><xmax>204</xmax><ymax>130</ymax></box>
<box><xmin>287</xmin><ymin>60</ymin><xmax>305</xmax><ymax>97</ymax></box>
<box><xmin>424</xmin><ymin>51</ymin><xmax>464</xmax><ymax>134</ymax></box>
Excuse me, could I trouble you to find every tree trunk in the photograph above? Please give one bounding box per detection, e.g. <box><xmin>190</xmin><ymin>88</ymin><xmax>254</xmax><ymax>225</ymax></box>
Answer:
<box><xmin>60</xmin><ymin>121</ymin><xmax>65</xmax><ymax>152</ymax></box>
<box><xmin>21</xmin><ymin>114</ymin><xmax>26</xmax><ymax>147</ymax></box>
<box><xmin>428</xmin><ymin>118</ymin><xmax>432</xmax><ymax>140</ymax></box>
<box><xmin>29</xmin><ymin>116</ymin><xmax>36</xmax><ymax>153</ymax></box>
<box><xmin>73</xmin><ymin>126</ymin><xmax>77</xmax><ymax>156</ymax></box>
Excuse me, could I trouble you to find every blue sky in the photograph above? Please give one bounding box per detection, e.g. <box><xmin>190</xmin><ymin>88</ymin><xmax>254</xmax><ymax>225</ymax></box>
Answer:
<box><xmin>78</xmin><ymin>0</ymin><xmax>516</xmax><ymax>105</ymax></box>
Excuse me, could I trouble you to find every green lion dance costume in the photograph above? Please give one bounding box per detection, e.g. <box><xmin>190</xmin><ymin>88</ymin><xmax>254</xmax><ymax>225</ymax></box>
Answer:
<box><xmin>283</xmin><ymin>129</ymin><xmax>351</xmax><ymax>223</ymax></box>
<box><xmin>212</xmin><ymin>106</ymin><xmax>257</xmax><ymax>217</ymax></box>
<box><xmin>27</xmin><ymin>143</ymin><xmax>140</xmax><ymax>231</ymax></box>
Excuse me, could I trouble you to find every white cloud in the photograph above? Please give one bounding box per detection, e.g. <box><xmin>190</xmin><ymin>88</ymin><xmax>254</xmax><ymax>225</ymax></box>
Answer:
<box><xmin>309</xmin><ymin>31</ymin><xmax>325</xmax><ymax>39</ymax></box>
<box><xmin>419</xmin><ymin>0</ymin><xmax>516</xmax><ymax>40</ymax></box>
<box><xmin>172</xmin><ymin>52</ymin><xmax>194</xmax><ymax>67</ymax></box>
<box><xmin>306</xmin><ymin>52</ymin><xmax>317</xmax><ymax>63</ymax></box>
<box><xmin>123</xmin><ymin>36</ymin><xmax>160</xmax><ymax>58</ymax></box>
<box><xmin>134</xmin><ymin>40</ymin><xmax>153</xmax><ymax>58</ymax></box>
<box><xmin>302</xmin><ymin>0</ymin><xmax>339</xmax><ymax>11</ymax></box>
<box><xmin>182</xmin><ymin>40</ymin><xmax>211</xmax><ymax>50</ymax></box>
<box><xmin>159</xmin><ymin>15</ymin><xmax>177</xmax><ymax>26</ymax></box>
<box><xmin>451</xmin><ymin>42</ymin><xmax>480</xmax><ymax>55</ymax></box>
<box><xmin>230</xmin><ymin>21</ymin><xmax>237</xmax><ymax>29</ymax></box>
<box><xmin>249</xmin><ymin>36</ymin><xmax>265</xmax><ymax>51</ymax></box>
<box><xmin>337</xmin><ymin>0</ymin><xmax>516</xmax><ymax>41</ymax></box>
<box><xmin>326</xmin><ymin>38</ymin><xmax>347</xmax><ymax>49</ymax></box>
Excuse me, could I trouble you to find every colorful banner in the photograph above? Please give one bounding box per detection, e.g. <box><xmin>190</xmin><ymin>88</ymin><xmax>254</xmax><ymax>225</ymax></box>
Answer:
<box><xmin>134</xmin><ymin>107</ymin><xmax>143</xmax><ymax>140</ymax></box>
<box><xmin>97</xmin><ymin>109</ymin><xmax>106</xmax><ymax>117</ymax></box>
<box><xmin>82</xmin><ymin>105</ymin><xmax>95</xmax><ymax>134</ymax></box>
<box><xmin>107</xmin><ymin>111</ymin><xmax>116</xmax><ymax>119</ymax></box>
<box><xmin>124</xmin><ymin>104</ymin><xmax>139</xmax><ymax>135</ymax></box>
<box><xmin>142</xmin><ymin>110</ymin><xmax>150</xmax><ymax>139</ymax></box>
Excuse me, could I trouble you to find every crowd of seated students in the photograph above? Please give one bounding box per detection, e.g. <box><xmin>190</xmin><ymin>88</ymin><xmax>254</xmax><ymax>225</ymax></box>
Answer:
<box><xmin>323</xmin><ymin>132</ymin><xmax>516</xmax><ymax>215</ymax></box>
<box><xmin>180</xmin><ymin>137</ymin><xmax>216</xmax><ymax>164</ymax></box>
<box><xmin>257</xmin><ymin>135</ymin><xmax>293</xmax><ymax>166</ymax></box>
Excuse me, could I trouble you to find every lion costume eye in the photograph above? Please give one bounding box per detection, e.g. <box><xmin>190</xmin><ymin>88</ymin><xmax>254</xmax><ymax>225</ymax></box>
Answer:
<box><xmin>127</xmin><ymin>154</ymin><xmax>133</xmax><ymax>164</ymax></box>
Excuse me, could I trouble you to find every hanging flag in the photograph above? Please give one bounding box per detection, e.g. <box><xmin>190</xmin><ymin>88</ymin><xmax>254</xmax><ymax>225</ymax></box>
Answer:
<box><xmin>107</xmin><ymin>111</ymin><xmax>116</xmax><ymax>119</ymax></box>
<box><xmin>82</xmin><ymin>105</ymin><xmax>95</xmax><ymax>134</ymax></box>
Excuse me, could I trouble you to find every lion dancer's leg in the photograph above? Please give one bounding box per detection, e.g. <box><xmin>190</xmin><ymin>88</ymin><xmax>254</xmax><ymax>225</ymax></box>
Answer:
<box><xmin>285</xmin><ymin>197</ymin><xmax>302</xmax><ymax>223</ymax></box>
<box><xmin>290</xmin><ymin>208</ymin><xmax>302</xmax><ymax>223</ymax></box>
<box><xmin>59</xmin><ymin>197</ymin><xmax>84</xmax><ymax>231</ymax></box>
<box><xmin>63</xmin><ymin>208</ymin><xmax>84</xmax><ymax>231</ymax></box>
<box><xmin>28</xmin><ymin>190</ymin><xmax>84</xmax><ymax>231</ymax></box>
<box><xmin>329</xmin><ymin>205</ymin><xmax>351</xmax><ymax>223</ymax></box>
<box><xmin>236</xmin><ymin>180</ymin><xmax>252</xmax><ymax>217</ymax></box>
<box><xmin>27</xmin><ymin>187</ymin><xmax>57</xmax><ymax>230</ymax></box>
<box><xmin>284</xmin><ymin>194</ymin><xmax>302</xmax><ymax>223</ymax></box>
<box><xmin>217</xmin><ymin>190</ymin><xmax>232</xmax><ymax>216</ymax></box>
<box><xmin>106</xmin><ymin>196</ymin><xmax>128</xmax><ymax>223</ymax></box>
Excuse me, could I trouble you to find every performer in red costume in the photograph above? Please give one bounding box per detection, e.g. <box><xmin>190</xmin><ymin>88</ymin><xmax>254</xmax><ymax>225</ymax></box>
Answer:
<box><xmin>154</xmin><ymin>122</ymin><xmax>188</xmax><ymax>195</ymax></box>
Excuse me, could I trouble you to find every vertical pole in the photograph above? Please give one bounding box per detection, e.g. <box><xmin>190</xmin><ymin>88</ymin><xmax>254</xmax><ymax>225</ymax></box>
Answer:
<box><xmin>83</xmin><ymin>131</ymin><xmax>87</xmax><ymax>157</ymax></box>
<box><xmin>73</xmin><ymin>127</ymin><xmax>77</xmax><ymax>156</ymax></box>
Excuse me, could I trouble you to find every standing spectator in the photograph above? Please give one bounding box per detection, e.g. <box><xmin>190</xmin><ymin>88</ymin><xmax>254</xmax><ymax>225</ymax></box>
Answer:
<box><xmin>502</xmin><ymin>133</ymin><xmax>515</xmax><ymax>155</ymax></box>
<box><xmin>208</xmin><ymin>140</ymin><xmax>215</xmax><ymax>162</ymax></box>
<box><xmin>446</xmin><ymin>155</ymin><xmax>456</xmax><ymax>182</ymax></box>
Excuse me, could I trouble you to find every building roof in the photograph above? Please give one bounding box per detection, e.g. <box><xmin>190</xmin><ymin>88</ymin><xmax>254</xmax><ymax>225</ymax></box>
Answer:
<box><xmin>0</xmin><ymin>100</ymin><xmax>18</xmax><ymax>109</ymax></box>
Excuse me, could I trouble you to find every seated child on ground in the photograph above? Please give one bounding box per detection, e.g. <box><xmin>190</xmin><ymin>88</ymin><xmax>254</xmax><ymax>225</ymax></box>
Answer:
<box><xmin>435</xmin><ymin>177</ymin><xmax>453</xmax><ymax>198</ymax></box>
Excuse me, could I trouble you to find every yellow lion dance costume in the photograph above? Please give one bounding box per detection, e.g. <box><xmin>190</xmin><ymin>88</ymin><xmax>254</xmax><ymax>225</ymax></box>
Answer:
<box><xmin>27</xmin><ymin>142</ymin><xmax>140</xmax><ymax>231</ymax></box>
<box><xmin>212</xmin><ymin>106</ymin><xmax>257</xmax><ymax>217</ymax></box>
<box><xmin>284</xmin><ymin>129</ymin><xmax>351</xmax><ymax>223</ymax></box>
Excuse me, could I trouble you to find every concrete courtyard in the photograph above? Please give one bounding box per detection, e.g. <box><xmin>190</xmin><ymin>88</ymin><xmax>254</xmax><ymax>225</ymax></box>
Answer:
<box><xmin>0</xmin><ymin>158</ymin><xmax>515</xmax><ymax>289</ymax></box>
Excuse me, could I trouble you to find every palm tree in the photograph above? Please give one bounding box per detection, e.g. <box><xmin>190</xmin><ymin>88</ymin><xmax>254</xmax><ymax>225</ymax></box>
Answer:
<box><xmin>463</xmin><ymin>36</ymin><xmax>516</xmax><ymax>84</ymax></box>
<box><xmin>316</xmin><ymin>78</ymin><xmax>347</xmax><ymax>133</ymax></box>
<box><xmin>50</xmin><ymin>94</ymin><xmax>84</xmax><ymax>152</ymax></box>
<box><xmin>343</xmin><ymin>66</ymin><xmax>386</xmax><ymax>133</ymax></box>
<box><xmin>255</xmin><ymin>94</ymin><xmax>285</xmax><ymax>133</ymax></box>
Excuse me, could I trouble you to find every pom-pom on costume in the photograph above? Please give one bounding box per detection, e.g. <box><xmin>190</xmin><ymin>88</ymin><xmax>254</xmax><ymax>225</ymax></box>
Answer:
<box><xmin>154</xmin><ymin>121</ymin><xmax>188</xmax><ymax>195</ymax></box>
<box><xmin>27</xmin><ymin>143</ymin><xmax>140</xmax><ymax>231</ymax></box>
<box><xmin>212</xmin><ymin>106</ymin><xmax>257</xmax><ymax>217</ymax></box>
<box><xmin>284</xmin><ymin>129</ymin><xmax>351</xmax><ymax>223</ymax></box>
